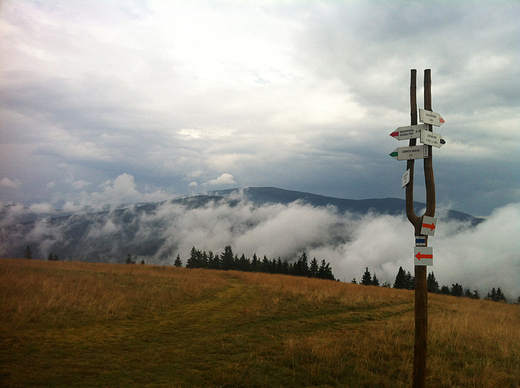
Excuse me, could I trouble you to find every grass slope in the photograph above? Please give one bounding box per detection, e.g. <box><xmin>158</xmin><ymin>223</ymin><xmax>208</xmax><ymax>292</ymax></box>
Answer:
<box><xmin>1</xmin><ymin>258</ymin><xmax>519</xmax><ymax>387</ymax></box>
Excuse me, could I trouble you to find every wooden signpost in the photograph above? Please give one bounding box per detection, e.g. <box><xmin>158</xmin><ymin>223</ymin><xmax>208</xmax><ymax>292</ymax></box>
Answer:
<box><xmin>390</xmin><ymin>69</ymin><xmax>445</xmax><ymax>388</ymax></box>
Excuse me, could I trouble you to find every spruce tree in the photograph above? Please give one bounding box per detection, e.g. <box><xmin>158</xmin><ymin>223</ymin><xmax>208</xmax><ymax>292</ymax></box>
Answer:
<box><xmin>296</xmin><ymin>251</ymin><xmax>309</xmax><ymax>277</ymax></box>
<box><xmin>186</xmin><ymin>247</ymin><xmax>201</xmax><ymax>268</ymax></box>
<box><xmin>427</xmin><ymin>272</ymin><xmax>439</xmax><ymax>293</ymax></box>
<box><xmin>220</xmin><ymin>245</ymin><xmax>235</xmax><ymax>270</ymax></box>
<box><xmin>404</xmin><ymin>271</ymin><xmax>414</xmax><ymax>290</ymax></box>
<box><xmin>450</xmin><ymin>283</ymin><xmax>463</xmax><ymax>297</ymax></box>
<box><xmin>371</xmin><ymin>273</ymin><xmax>380</xmax><ymax>286</ymax></box>
<box><xmin>393</xmin><ymin>266</ymin><xmax>406</xmax><ymax>289</ymax></box>
<box><xmin>174</xmin><ymin>254</ymin><xmax>183</xmax><ymax>267</ymax></box>
<box><xmin>251</xmin><ymin>254</ymin><xmax>259</xmax><ymax>272</ymax></box>
<box><xmin>361</xmin><ymin>267</ymin><xmax>372</xmax><ymax>285</ymax></box>
<box><xmin>309</xmin><ymin>257</ymin><xmax>319</xmax><ymax>278</ymax></box>
<box><xmin>495</xmin><ymin>288</ymin><xmax>506</xmax><ymax>303</ymax></box>
<box><xmin>261</xmin><ymin>255</ymin><xmax>270</xmax><ymax>273</ymax></box>
<box><xmin>486</xmin><ymin>288</ymin><xmax>497</xmax><ymax>301</ymax></box>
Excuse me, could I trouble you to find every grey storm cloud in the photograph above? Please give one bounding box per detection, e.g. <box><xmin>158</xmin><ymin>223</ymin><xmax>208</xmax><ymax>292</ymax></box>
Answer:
<box><xmin>0</xmin><ymin>1</ymin><xmax>519</xmax><ymax>217</ymax></box>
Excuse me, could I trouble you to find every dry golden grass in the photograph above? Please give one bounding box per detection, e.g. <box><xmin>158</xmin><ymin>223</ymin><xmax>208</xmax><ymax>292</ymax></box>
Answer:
<box><xmin>1</xmin><ymin>258</ymin><xmax>519</xmax><ymax>387</ymax></box>
<box><xmin>0</xmin><ymin>258</ymin><xmax>227</xmax><ymax>328</ymax></box>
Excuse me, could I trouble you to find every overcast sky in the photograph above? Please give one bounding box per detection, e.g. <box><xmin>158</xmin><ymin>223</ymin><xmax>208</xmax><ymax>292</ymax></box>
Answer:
<box><xmin>1</xmin><ymin>0</ymin><xmax>519</xmax><ymax>216</ymax></box>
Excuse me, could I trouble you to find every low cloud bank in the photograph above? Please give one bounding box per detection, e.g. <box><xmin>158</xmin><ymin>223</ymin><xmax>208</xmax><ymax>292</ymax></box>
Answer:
<box><xmin>1</xmin><ymin>196</ymin><xmax>518</xmax><ymax>301</ymax></box>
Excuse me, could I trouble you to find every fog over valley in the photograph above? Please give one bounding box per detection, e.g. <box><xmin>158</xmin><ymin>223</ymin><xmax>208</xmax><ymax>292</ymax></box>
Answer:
<box><xmin>1</xmin><ymin>187</ymin><xmax>518</xmax><ymax>301</ymax></box>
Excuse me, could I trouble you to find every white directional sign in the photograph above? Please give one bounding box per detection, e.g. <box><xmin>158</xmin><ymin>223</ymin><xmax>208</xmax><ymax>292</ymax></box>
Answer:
<box><xmin>390</xmin><ymin>145</ymin><xmax>428</xmax><ymax>161</ymax></box>
<box><xmin>390</xmin><ymin>124</ymin><xmax>428</xmax><ymax>140</ymax></box>
<box><xmin>419</xmin><ymin>108</ymin><xmax>445</xmax><ymax>127</ymax></box>
<box><xmin>420</xmin><ymin>130</ymin><xmax>445</xmax><ymax>148</ymax></box>
<box><xmin>402</xmin><ymin>169</ymin><xmax>411</xmax><ymax>188</ymax></box>
<box><xmin>414</xmin><ymin>247</ymin><xmax>433</xmax><ymax>266</ymax></box>
<box><xmin>421</xmin><ymin>216</ymin><xmax>437</xmax><ymax>236</ymax></box>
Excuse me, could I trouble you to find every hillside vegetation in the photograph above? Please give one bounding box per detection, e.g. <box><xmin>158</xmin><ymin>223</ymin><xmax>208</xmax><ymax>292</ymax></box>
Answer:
<box><xmin>1</xmin><ymin>258</ymin><xmax>519</xmax><ymax>387</ymax></box>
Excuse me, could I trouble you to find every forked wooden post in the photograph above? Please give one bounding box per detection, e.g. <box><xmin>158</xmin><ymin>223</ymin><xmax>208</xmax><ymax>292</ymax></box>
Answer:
<box><xmin>407</xmin><ymin>69</ymin><xmax>435</xmax><ymax>388</ymax></box>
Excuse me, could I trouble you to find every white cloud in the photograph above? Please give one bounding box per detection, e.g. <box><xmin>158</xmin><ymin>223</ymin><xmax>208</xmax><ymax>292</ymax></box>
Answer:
<box><xmin>27</xmin><ymin>203</ymin><xmax>53</xmax><ymax>214</ymax></box>
<box><xmin>206</xmin><ymin>173</ymin><xmax>237</xmax><ymax>186</ymax></box>
<box><xmin>0</xmin><ymin>178</ymin><xmax>22</xmax><ymax>189</ymax></box>
<box><xmin>61</xmin><ymin>173</ymin><xmax>172</xmax><ymax>211</ymax></box>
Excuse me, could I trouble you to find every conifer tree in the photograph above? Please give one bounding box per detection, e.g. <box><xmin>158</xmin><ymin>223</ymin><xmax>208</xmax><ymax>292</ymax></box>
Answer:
<box><xmin>186</xmin><ymin>247</ymin><xmax>200</xmax><ymax>268</ymax></box>
<box><xmin>486</xmin><ymin>287</ymin><xmax>497</xmax><ymax>301</ymax></box>
<box><xmin>296</xmin><ymin>251</ymin><xmax>309</xmax><ymax>277</ymax></box>
<box><xmin>174</xmin><ymin>254</ymin><xmax>183</xmax><ymax>267</ymax></box>
<box><xmin>440</xmin><ymin>285</ymin><xmax>450</xmax><ymax>295</ymax></box>
<box><xmin>275</xmin><ymin>258</ymin><xmax>284</xmax><ymax>274</ymax></box>
<box><xmin>351</xmin><ymin>278</ymin><xmax>357</xmax><ymax>284</ymax></box>
<box><xmin>238</xmin><ymin>254</ymin><xmax>250</xmax><ymax>272</ymax></box>
<box><xmin>371</xmin><ymin>273</ymin><xmax>380</xmax><ymax>286</ymax></box>
<box><xmin>251</xmin><ymin>254</ymin><xmax>259</xmax><ymax>272</ymax></box>
<box><xmin>450</xmin><ymin>283</ymin><xmax>463</xmax><ymax>297</ymax></box>
<box><xmin>393</xmin><ymin>266</ymin><xmax>406</xmax><ymax>289</ymax></box>
<box><xmin>427</xmin><ymin>272</ymin><xmax>439</xmax><ymax>293</ymax></box>
<box><xmin>220</xmin><ymin>245</ymin><xmax>235</xmax><ymax>270</ymax></box>
<box><xmin>309</xmin><ymin>257</ymin><xmax>319</xmax><ymax>278</ymax></box>
<box><xmin>361</xmin><ymin>267</ymin><xmax>372</xmax><ymax>285</ymax></box>
<box><xmin>261</xmin><ymin>255</ymin><xmax>270</xmax><ymax>273</ymax></box>
<box><xmin>404</xmin><ymin>271</ymin><xmax>414</xmax><ymax>290</ymax></box>
<box><xmin>495</xmin><ymin>287</ymin><xmax>506</xmax><ymax>302</ymax></box>
<box><xmin>208</xmin><ymin>251</ymin><xmax>220</xmax><ymax>270</ymax></box>
<box><xmin>317</xmin><ymin>260</ymin><xmax>334</xmax><ymax>280</ymax></box>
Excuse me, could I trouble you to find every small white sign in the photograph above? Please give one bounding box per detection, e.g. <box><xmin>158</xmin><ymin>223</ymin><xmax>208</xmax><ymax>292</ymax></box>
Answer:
<box><xmin>419</xmin><ymin>108</ymin><xmax>445</xmax><ymax>127</ymax></box>
<box><xmin>390</xmin><ymin>145</ymin><xmax>428</xmax><ymax>161</ymax></box>
<box><xmin>421</xmin><ymin>130</ymin><xmax>445</xmax><ymax>148</ymax></box>
<box><xmin>421</xmin><ymin>216</ymin><xmax>437</xmax><ymax>236</ymax></box>
<box><xmin>390</xmin><ymin>124</ymin><xmax>427</xmax><ymax>140</ymax></box>
<box><xmin>414</xmin><ymin>247</ymin><xmax>433</xmax><ymax>266</ymax></box>
<box><xmin>402</xmin><ymin>169</ymin><xmax>411</xmax><ymax>188</ymax></box>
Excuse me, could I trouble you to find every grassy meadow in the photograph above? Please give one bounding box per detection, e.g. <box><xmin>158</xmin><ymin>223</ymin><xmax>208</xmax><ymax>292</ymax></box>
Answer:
<box><xmin>1</xmin><ymin>258</ymin><xmax>519</xmax><ymax>387</ymax></box>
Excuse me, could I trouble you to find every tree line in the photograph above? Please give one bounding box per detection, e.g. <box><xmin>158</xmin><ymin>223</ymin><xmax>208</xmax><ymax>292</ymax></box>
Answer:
<box><xmin>171</xmin><ymin>245</ymin><xmax>336</xmax><ymax>280</ymax></box>
<box><xmin>23</xmin><ymin>245</ymin><xmax>518</xmax><ymax>303</ymax></box>
<box><xmin>355</xmin><ymin>266</ymin><xmax>512</xmax><ymax>303</ymax></box>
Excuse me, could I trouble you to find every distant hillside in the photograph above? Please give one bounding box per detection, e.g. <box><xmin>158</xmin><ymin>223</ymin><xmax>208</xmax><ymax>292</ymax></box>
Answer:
<box><xmin>208</xmin><ymin>187</ymin><xmax>483</xmax><ymax>224</ymax></box>
<box><xmin>0</xmin><ymin>187</ymin><xmax>482</xmax><ymax>262</ymax></box>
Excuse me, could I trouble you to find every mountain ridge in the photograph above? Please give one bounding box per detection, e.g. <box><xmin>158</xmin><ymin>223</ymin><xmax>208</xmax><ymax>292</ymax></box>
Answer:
<box><xmin>207</xmin><ymin>187</ymin><xmax>482</xmax><ymax>224</ymax></box>
<box><xmin>0</xmin><ymin>186</ymin><xmax>482</xmax><ymax>262</ymax></box>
